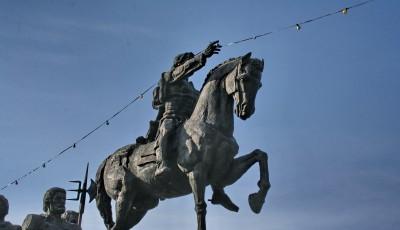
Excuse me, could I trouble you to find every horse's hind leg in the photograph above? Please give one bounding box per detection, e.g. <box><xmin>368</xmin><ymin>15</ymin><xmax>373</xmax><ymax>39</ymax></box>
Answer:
<box><xmin>96</xmin><ymin>186</ymin><xmax>114</xmax><ymax>229</ymax></box>
<box><xmin>217</xmin><ymin>149</ymin><xmax>271</xmax><ymax>214</ymax></box>
<box><xmin>112</xmin><ymin>171</ymin><xmax>138</xmax><ymax>230</ymax></box>
<box><xmin>121</xmin><ymin>208</ymin><xmax>147</xmax><ymax>230</ymax></box>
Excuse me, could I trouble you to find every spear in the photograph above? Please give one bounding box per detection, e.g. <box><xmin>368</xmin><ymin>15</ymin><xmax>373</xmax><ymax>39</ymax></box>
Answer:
<box><xmin>68</xmin><ymin>163</ymin><xmax>93</xmax><ymax>226</ymax></box>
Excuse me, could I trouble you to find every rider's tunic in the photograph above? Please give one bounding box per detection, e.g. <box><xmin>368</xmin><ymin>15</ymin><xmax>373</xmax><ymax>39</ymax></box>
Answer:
<box><xmin>158</xmin><ymin>53</ymin><xmax>205</xmax><ymax>121</ymax></box>
<box><xmin>155</xmin><ymin>53</ymin><xmax>206</xmax><ymax>163</ymax></box>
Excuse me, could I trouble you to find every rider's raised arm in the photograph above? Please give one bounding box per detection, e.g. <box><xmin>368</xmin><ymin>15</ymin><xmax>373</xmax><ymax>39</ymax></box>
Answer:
<box><xmin>171</xmin><ymin>53</ymin><xmax>206</xmax><ymax>82</ymax></box>
<box><xmin>171</xmin><ymin>41</ymin><xmax>221</xmax><ymax>83</ymax></box>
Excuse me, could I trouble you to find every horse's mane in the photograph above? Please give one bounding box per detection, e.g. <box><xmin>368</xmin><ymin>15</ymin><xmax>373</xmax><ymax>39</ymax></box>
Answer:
<box><xmin>200</xmin><ymin>57</ymin><xmax>239</xmax><ymax>91</ymax></box>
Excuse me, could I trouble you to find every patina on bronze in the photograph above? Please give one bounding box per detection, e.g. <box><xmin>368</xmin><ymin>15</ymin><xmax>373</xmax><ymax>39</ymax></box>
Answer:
<box><xmin>152</xmin><ymin>41</ymin><xmax>221</xmax><ymax>179</ymax></box>
<box><xmin>61</xmin><ymin>211</ymin><xmax>78</xmax><ymax>225</ymax></box>
<box><xmin>93</xmin><ymin>52</ymin><xmax>270</xmax><ymax>230</ymax></box>
<box><xmin>22</xmin><ymin>188</ymin><xmax>81</xmax><ymax>230</ymax></box>
<box><xmin>0</xmin><ymin>195</ymin><xmax>21</xmax><ymax>230</ymax></box>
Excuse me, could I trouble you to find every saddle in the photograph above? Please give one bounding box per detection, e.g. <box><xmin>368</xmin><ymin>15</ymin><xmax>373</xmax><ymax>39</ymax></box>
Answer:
<box><xmin>136</xmin><ymin>142</ymin><xmax>157</xmax><ymax>167</ymax></box>
<box><xmin>136</xmin><ymin>123</ymin><xmax>181</xmax><ymax>168</ymax></box>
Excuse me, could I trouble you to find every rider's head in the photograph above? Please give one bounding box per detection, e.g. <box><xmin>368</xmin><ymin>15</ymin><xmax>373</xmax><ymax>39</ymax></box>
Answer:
<box><xmin>43</xmin><ymin>187</ymin><xmax>66</xmax><ymax>215</ymax></box>
<box><xmin>0</xmin><ymin>195</ymin><xmax>8</xmax><ymax>221</ymax></box>
<box><xmin>173</xmin><ymin>52</ymin><xmax>194</xmax><ymax>68</ymax></box>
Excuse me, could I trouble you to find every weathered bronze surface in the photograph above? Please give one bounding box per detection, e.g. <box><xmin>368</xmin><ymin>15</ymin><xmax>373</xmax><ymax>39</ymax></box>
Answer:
<box><xmin>61</xmin><ymin>211</ymin><xmax>79</xmax><ymax>225</ymax></box>
<box><xmin>21</xmin><ymin>188</ymin><xmax>81</xmax><ymax>230</ymax></box>
<box><xmin>94</xmin><ymin>50</ymin><xmax>270</xmax><ymax>230</ymax></box>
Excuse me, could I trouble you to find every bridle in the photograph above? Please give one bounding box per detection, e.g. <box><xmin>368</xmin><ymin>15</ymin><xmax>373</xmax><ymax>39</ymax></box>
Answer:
<box><xmin>224</xmin><ymin>58</ymin><xmax>262</xmax><ymax>117</ymax></box>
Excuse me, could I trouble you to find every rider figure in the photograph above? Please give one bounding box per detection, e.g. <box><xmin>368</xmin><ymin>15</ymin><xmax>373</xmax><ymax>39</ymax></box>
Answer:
<box><xmin>142</xmin><ymin>41</ymin><xmax>239</xmax><ymax>212</ymax></box>
<box><xmin>151</xmin><ymin>41</ymin><xmax>221</xmax><ymax>178</ymax></box>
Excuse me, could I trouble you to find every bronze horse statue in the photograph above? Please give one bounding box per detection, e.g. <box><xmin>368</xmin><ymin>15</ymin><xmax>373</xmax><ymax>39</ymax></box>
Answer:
<box><xmin>93</xmin><ymin>53</ymin><xmax>270</xmax><ymax>230</ymax></box>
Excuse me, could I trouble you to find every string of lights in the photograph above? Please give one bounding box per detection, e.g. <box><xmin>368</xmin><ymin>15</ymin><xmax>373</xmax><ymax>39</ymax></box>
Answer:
<box><xmin>0</xmin><ymin>83</ymin><xmax>156</xmax><ymax>191</ymax></box>
<box><xmin>1</xmin><ymin>0</ymin><xmax>376</xmax><ymax>191</ymax></box>
<box><xmin>222</xmin><ymin>0</ymin><xmax>375</xmax><ymax>47</ymax></box>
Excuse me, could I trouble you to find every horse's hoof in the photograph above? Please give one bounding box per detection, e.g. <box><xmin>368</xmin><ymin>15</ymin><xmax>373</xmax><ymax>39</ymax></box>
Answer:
<box><xmin>209</xmin><ymin>191</ymin><xmax>239</xmax><ymax>212</ymax></box>
<box><xmin>248</xmin><ymin>192</ymin><xmax>265</xmax><ymax>214</ymax></box>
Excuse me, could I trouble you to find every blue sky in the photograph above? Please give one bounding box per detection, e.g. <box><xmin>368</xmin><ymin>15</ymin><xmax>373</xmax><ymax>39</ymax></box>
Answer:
<box><xmin>1</xmin><ymin>0</ymin><xmax>399</xmax><ymax>229</ymax></box>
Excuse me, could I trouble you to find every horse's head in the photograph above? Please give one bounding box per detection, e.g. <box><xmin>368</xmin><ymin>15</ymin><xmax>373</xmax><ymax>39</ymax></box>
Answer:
<box><xmin>225</xmin><ymin>52</ymin><xmax>264</xmax><ymax>120</ymax></box>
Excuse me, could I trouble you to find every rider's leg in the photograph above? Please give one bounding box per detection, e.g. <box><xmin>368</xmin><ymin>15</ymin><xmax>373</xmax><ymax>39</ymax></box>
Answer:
<box><xmin>155</xmin><ymin>118</ymin><xmax>176</xmax><ymax>177</ymax></box>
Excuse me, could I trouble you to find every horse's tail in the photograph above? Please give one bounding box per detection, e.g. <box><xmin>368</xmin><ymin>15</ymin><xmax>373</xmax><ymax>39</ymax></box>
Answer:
<box><xmin>95</xmin><ymin>157</ymin><xmax>115</xmax><ymax>229</ymax></box>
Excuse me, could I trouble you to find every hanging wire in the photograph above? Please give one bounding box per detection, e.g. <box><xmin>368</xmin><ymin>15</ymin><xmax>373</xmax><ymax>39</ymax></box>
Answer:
<box><xmin>220</xmin><ymin>0</ymin><xmax>375</xmax><ymax>48</ymax></box>
<box><xmin>1</xmin><ymin>83</ymin><xmax>156</xmax><ymax>191</ymax></box>
<box><xmin>1</xmin><ymin>0</ymin><xmax>376</xmax><ymax>191</ymax></box>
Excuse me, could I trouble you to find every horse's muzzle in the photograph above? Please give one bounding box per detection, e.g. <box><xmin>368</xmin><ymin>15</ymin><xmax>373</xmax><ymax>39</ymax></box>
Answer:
<box><xmin>236</xmin><ymin>103</ymin><xmax>254</xmax><ymax>120</ymax></box>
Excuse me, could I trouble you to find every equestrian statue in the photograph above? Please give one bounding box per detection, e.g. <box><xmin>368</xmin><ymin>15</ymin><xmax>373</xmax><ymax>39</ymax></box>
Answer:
<box><xmin>91</xmin><ymin>41</ymin><xmax>271</xmax><ymax>230</ymax></box>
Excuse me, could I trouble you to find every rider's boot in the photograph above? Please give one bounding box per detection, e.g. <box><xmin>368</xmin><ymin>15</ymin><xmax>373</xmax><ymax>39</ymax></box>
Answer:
<box><xmin>155</xmin><ymin>118</ymin><xmax>178</xmax><ymax>179</ymax></box>
<box><xmin>154</xmin><ymin>138</ymin><xmax>172</xmax><ymax>179</ymax></box>
<box><xmin>209</xmin><ymin>189</ymin><xmax>239</xmax><ymax>212</ymax></box>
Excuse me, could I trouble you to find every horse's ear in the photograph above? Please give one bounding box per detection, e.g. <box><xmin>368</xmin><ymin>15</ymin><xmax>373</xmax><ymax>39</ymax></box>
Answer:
<box><xmin>240</xmin><ymin>52</ymin><xmax>252</xmax><ymax>67</ymax></box>
<box><xmin>242</xmin><ymin>52</ymin><xmax>252</xmax><ymax>62</ymax></box>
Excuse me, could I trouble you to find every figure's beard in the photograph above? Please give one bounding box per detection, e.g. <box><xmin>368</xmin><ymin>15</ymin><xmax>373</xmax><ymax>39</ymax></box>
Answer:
<box><xmin>49</xmin><ymin>205</ymin><xmax>65</xmax><ymax>215</ymax></box>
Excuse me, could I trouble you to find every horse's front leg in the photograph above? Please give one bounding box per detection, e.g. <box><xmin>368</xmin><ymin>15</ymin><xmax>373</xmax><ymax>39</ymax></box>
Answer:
<box><xmin>188</xmin><ymin>163</ymin><xmax>207</xmax><ymax>230</ymax></box>
<box><xmin>218</xmin><ymin>149</ymin><xmax>271</xmax><ymax>213</ymax></box>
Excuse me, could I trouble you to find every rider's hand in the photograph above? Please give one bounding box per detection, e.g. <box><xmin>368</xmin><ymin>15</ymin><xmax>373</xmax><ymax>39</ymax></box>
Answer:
<box><xmin>203</xmin><ymin>40</ymin><xmax>222</xmax><ymax>58</ymax></box>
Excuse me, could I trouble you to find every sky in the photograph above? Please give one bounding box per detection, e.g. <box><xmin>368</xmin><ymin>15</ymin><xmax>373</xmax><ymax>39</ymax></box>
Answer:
<box><xmin>0</xmin><ymin>0</ymin><xmax>399</xmax><ymax>229</ymax></box>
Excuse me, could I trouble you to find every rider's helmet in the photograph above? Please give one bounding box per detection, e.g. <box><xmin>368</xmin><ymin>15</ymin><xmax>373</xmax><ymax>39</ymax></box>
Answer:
<box><xmin>173</xmin><ymin>52</ymin><xmax>194</xmax><ymax>68</ymax></box>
